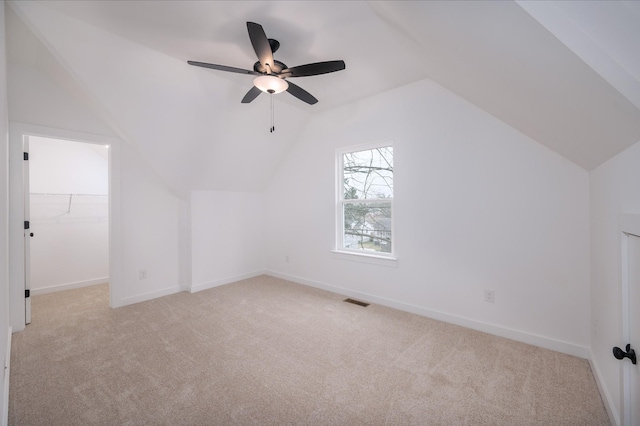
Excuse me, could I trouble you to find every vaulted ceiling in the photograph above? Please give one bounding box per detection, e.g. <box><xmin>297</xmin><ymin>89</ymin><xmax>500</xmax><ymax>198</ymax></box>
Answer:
<box><xmin>6</xmin><ymin>1</ymin><xmax>640</xmax><ymax>197</ymax></box>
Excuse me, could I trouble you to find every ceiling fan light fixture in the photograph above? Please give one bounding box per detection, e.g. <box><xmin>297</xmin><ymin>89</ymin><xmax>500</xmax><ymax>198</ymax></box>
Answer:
<box><xmin>253</xmin><ymin>75</ymin><xmax>288</xmax><ymax>94</ymax></box>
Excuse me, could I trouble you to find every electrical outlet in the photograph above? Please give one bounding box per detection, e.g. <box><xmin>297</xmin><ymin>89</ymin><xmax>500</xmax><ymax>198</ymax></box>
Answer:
<box><xmin>139</xmin><ymin>270</ymin><xmax>147</xmax><ymax>280</ymax></box>
<box><xmin>484</xmin><ymin>289</ymin><xmax>495</xmax><ymax>303</ymax></box>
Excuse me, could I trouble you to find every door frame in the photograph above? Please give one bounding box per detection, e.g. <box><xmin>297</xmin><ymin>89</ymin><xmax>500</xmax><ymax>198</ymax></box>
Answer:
<box><xmin>23</xmin><ymin>137</ymin><xmax>30</xmax><ymax>325</ymax></box>
<box><xmin>619</xmin><ymin>213</ymin><xmax>640</xmax><ymax>426</ymax></box>
<box><xmin>8</xmin><ymin>122</ymin><xmax>123</xmax><ymax>332</ymax></box>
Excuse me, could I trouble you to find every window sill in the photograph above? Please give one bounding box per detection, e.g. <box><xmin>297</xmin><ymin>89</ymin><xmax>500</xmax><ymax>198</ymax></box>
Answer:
<box><xmin>331</xmin><ymin>250</ymin><xmax>398</xmax><ymax>267</ymax></box>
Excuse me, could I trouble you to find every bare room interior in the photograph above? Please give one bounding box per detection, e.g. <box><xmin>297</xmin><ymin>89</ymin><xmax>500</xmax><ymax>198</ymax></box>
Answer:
<box><xmin>1</xmin><ymin>1</ymin><xmax>640</xmax><ymax>425</ymax></box>
<box><xmin>28</xmin><ymin>137</ymin><xmax>109</xmax><ymax>298</ymax></box>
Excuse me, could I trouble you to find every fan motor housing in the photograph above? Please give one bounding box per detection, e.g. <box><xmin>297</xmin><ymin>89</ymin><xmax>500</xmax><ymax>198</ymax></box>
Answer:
<box><xmin>253</xmin><ymin>59</ymin><xmax>287</xmax><ymax>74</ymax></box>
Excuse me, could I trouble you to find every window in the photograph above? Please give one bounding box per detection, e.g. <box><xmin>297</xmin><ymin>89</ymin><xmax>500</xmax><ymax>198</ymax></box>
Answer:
<box><xmin>337</xmin><ymin>142</ymin><xmax>393</xmax><ymax>256</ymax></box>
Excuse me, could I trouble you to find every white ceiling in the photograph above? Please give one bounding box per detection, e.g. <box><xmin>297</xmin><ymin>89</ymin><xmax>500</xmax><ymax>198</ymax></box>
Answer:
<box><xmin>6</xmin><ymin>0</ymin><xmax>640</xmax><ymax>194</ymax></box>
<box><xmin>17</xmin><ymin>1</ymin><xmax>430</xmax><ymax>113</ymax></box>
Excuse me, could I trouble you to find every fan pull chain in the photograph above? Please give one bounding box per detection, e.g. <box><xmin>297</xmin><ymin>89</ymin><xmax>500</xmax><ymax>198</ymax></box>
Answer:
<box><xmin>270</xmin><ymin>93</ymin><xmax>275</xmax><ymax>133</ymax></box>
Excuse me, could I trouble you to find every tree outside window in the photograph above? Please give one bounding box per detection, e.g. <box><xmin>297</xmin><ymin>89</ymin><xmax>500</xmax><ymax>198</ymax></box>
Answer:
<box><xmin>338</xmin><ymin>144</ymin><xmax>393</xmax><ymax>255</ymax></box>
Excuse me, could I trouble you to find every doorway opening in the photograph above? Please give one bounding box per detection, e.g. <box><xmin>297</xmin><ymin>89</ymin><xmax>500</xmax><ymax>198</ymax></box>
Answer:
<box><xmin>25</xmin><ymin>136</ymin><xmax>110</xmax><ymax>323</ymax></box>
<box><xmin>9</xmin><ymin>122</ymin><xmax>122</xmax><ymax>333</ymax></box>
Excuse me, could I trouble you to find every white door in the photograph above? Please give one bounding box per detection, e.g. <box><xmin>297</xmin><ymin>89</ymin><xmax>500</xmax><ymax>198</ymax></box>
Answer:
<box><xmin>23</xmin><ymin>139</ymin><xmax>31</xmax><ymax>325</ymax></box>
<box><xmin>627</xmin><ymin>234</ymin><xmax>639</xmax><ymax>426</ymax></box>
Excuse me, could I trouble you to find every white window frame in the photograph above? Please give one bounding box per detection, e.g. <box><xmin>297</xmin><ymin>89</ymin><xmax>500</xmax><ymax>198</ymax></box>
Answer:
<box><xmin>335</xmin><ymin>141</ymin><xmax>395</xmax><ymax>260</ymax></box>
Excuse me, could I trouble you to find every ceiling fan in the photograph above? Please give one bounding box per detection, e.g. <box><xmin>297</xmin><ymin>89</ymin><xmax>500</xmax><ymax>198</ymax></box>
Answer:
<box><xmin>188</xmin><ymin>22</ymin><xmax>346</xmax><ymax>106</ymax></box>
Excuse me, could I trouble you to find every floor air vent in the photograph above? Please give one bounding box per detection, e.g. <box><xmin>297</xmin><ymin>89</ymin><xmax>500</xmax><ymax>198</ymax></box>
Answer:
<box><xmin>343</xmin><ymin>298</ymin><xmax>370</xmax><ymax>307</ymax></box>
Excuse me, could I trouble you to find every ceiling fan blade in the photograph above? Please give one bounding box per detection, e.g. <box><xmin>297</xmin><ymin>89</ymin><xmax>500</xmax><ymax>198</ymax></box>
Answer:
<box><xmin>241</xmin><ymin>86</ymin><xmax>262</xmax><ymax>103</ymax></box>
<box><xmin>188</xmin><ymin>61</ymin><xmax>261</xmax><ymax>76</ymax></box>
<box><xmin>247</xmin><ymin>22</ymin><xmax>275</xmax><ymax>72</ymax></box>
<box><xmin>286</xmin><ymin>81</ymin><xmax>318</xmax><ymax>105</ymax></box>
<box><xmin>281</xmin><ymin>60</ymin><xmax>345</xmax><ymax>78</ymax></box>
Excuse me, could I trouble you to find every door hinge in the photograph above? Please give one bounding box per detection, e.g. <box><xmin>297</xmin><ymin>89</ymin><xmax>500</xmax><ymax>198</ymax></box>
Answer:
<box><xmin>24</xmin><ymin>220</ymin><xmax>30</xmax><ymax>230</ymax></box>
<box><xmin>25</xmin><ymin>289</ymin><xmax>30</xmax><ymax>298</ymax></box>
<box><xmin>23</xmin><ymin>152</ymin><xmax>28</xmax><ymax>161</ymax></box>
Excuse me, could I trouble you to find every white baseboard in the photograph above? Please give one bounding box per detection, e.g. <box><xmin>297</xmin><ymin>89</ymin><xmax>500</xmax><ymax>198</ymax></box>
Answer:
<box><xmin>31</xmin><ymin>277</ymin><xmax>109</xmax><ymax>296</ymax></box>
<box><xmin>267</xmin><ymin>270</ymin><xmax>590</xmax><ymax>359</ymax></box>
<box><xmin>119</xmin><ymin>285</ymin><xmax>182</xmax><ymax>307</ymax></box>
<box><xmin>189</xmin><ymin>270</ymin><xmax>266</xmax><ymax>294</ymax></box>
<box><xmin>3</xmin><ymin>327</ymin><xmax>12</xmax><ymax>426</ymax></box>
<box><xmin>589</xmin><ymin>349</ymin><xmax>619</xmax><ymax>426</ymax></box>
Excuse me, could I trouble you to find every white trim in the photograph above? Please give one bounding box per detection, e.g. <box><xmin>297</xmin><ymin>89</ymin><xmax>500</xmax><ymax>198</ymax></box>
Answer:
<box><xmin>336</xmin><ymin>139</ymin><xmax>395</xmax><ymax>155</ymax></box>
<box><xmin>331</xmin><ymin>250</ymin><xmax>398</xmax><ymax>267</ymax></box>
<box><xmin>617</xmin><ymin>213</ymin><xmax>640</xmax><ymax>426</ymax></box>
<box><xmin>620</xmin><ymin>232</ymin><xmax>631</xmax><ymax>426</ymax></box>
<box><xmin>23</xmin><ymin>137</ymin><xmax>31</xmax><ymax>325</ymax></box>
<box><xmin>119</xmin><ymin>285</ymin><xmax>181</xmax><ymax>307</ymax></box>
<box><xmin>267</xmin><ymin>270</ymin><xmax>590</xmax><ymax>359</ymax></box>
<box><xmin>2</xmin><ymin>327</ymin><xmax>12</xmax><ymax>426</ymax></box>
<box><xmin>10</xmin><ymin>122</ymin><xmax>118</xmax><ymax>147</ymax></box>
<box><xmin>589</xmin><ymin>348</ymin><xmax>620</xmax><ymax>426</ymax></box>
<box><xmin>30</xmin><ymin>278</ymin><xmax>109</xmax><ymax>296</ymax></box>
<box><xmin>119</xmin><ymin>270</ymin><xmax>268</xmax><ymax>304</ymax></box>
<box><xmin>189</xmin><ymin>270</ymin><xmax>266</xmax><ymax>293</ymax></box>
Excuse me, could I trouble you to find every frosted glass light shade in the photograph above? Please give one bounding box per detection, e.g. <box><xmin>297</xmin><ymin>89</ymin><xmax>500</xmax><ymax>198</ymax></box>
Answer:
<box><xmin>253</xmin><ymin>75</ymin><xmax>289</xmax><ymax>94</ymax></box>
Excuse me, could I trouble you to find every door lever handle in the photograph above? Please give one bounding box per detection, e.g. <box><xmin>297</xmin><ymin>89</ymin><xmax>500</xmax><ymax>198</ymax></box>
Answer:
<box><xmin>613</xmin><ymin>344</ymin><xmax>637</xmax><ymax>364</ymax></box>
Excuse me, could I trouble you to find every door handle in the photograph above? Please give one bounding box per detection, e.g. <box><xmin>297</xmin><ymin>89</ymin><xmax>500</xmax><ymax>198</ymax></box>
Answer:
<box><xmin>613</xmin><ymin>344</ymin><xmax>637</xmax><ymax>364</ymax></box>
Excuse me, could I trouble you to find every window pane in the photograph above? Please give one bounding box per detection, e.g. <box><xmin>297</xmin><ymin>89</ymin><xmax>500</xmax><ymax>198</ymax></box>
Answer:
<box><xmin>343</xmin><ymin>146</ymin><xmax>393</xmax><ymax>200</ymax></box>
<box><xmin>343</xmin><ymin>202</ymin><xmax>392</xmax><ymax>253</ymax></box>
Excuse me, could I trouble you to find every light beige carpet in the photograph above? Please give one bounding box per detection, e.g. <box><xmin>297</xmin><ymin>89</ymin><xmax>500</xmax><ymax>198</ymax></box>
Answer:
<box><xmin>10</xmin><ymin>275</ymin><xmax>609</xmax><ymax>425</ymax></box>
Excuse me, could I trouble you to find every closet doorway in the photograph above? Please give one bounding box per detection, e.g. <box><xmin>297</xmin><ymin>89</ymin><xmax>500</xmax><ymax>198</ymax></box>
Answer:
<box><xmin>26</xmin><ymin>136</ymin><xmax>110</xmax><ymax>322</ymax></box>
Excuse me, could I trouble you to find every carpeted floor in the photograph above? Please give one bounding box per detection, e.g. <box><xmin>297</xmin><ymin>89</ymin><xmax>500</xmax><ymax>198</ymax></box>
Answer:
<box><xmin>9</xmin><ymin>275</ymin><xmax>609</xmax><ymax>425</ymax></box>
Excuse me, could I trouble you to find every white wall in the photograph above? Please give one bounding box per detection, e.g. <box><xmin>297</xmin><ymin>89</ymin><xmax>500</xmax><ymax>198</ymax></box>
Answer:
<box><xmin>116</xmin><ymin>142</ymin><xmax>183</xmax><ymax>306</ymax></box>
<box><xmin>265</xmin><ymin>79</ymin><xmax>591</xmax><ymax>357</ymax></box>
<box><xmin>589</xmin><ymin>140</ymin><xmax>640</xmax><ymax>424</ymax></box>
<box><xmin>29</xmin><ymin>136</ymin><xmax>108</xmax><ymax>194</ymax></box>
<box><xmin>1</xmin><ymin>2</ymin><xmax>12</xmax><ymax>424</ymax></box>
<box><xmin>190</xmin><ymin>190</ymin><xmax>265</xmax><ymax>292</ymax></box>
<box><xmin>8</xmin><ymin>64</ymin><xmax>115</xmax><ymax>137</ymax></box>
<box><xmin>5</xmin><ymin>3</ymin><xmax>117</xmax><ymax>139</ymax></box>
<box><xmin>6</xmin><ymin>16</ymin><xmax>187</xmax><ymax>326</ymax></box>
<box><xmin>28</xmin><ymin>136</ymin><xmax>109</xmax><ymax>294</ymax></box>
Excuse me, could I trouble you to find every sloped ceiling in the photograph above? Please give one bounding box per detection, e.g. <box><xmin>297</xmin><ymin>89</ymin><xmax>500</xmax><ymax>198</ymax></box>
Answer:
<box><xmin>6</xmin><ymin>0</ymin><xmax>640</xmax><ymax>196</ymax></box>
